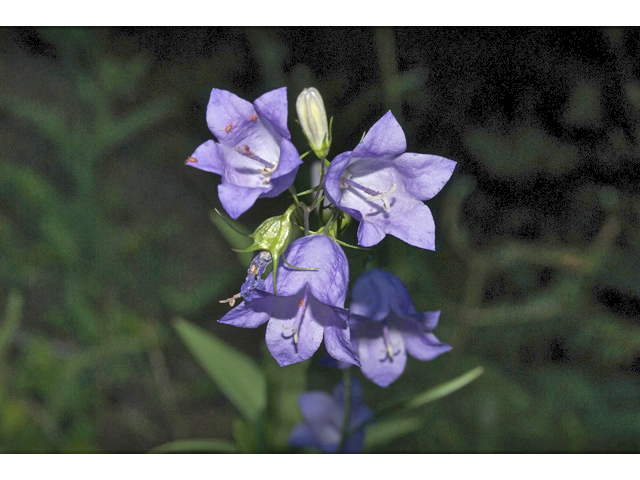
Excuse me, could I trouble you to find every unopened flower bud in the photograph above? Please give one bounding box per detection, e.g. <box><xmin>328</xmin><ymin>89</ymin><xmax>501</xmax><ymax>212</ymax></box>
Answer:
<box><xmin>296</xmin><ymin>87</ymin><xmax>331</xmax><ymax>159</ymax></box>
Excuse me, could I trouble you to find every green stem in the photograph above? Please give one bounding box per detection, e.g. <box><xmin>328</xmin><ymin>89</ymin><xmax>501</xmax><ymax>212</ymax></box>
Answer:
<box><xmin>338</xmin><ymin>368</ymin><xmax>352</xmax><ymax>453</ymax></box>
<box><xmin>288</xmin><ymin>186</ymin><xmax>300</xmax><ymax>206</ymax></box>
<box><xmin>308</xmin><ymin>160</ymin><xmax>326</xmax><ymax>212</ymax></box>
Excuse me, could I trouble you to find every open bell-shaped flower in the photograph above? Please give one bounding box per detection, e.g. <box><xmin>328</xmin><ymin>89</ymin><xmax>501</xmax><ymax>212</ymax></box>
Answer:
<box><xmin>186</xmin><ymin>87</ymin><xmax>302</xmax><ymax>219</ymax></box>
<box><xmin>349</xmin><ymin>269</ymin><xmax>451</xmax><ymax>387</ymax></box>
<box><xmin>219</xmin><ymin>234</ymin><xmax>359</xmax><ymax>367</ymax></box>
<box><xmin>324</xmin><ymin>111</ymin><xmax>456</xmax><ymax>250</ymax></box>
<box><xmin>288</xmin><ymin>379</ymin><xmax>373</xmax><ymax>453</ymax></box>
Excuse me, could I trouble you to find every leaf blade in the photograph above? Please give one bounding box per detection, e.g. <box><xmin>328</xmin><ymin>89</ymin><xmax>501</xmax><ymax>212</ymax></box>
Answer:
<box><xmin>173</xmin><ymin>318</ymin><xmax>266</xmax><ymax>423</ymax></box>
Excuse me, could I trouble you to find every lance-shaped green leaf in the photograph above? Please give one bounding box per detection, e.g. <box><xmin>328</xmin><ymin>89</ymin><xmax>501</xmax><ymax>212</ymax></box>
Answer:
<box><xmin>173</xmin><ymin>318</ymin><xmax>266</xmax><ymax>423</ymax></box>
<box><xmin>405</xmin><ymin>366</ymin><xmax>484</xmax><ymax>410</ymax></box>
<box><xmin>364</xmin><ymin>416</ymin><xmax>422</xmax><ymax>450</ymax></box>
<box><xmin>150</xmin><ymin>439</ymin><xmax>238</xmax><ymax>453</ymax></box>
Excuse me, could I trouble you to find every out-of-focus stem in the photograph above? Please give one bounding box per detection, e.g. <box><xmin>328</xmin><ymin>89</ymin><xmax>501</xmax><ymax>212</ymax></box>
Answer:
<box><xmin>338</xmin><ymin>368</ymin><xmax>352</xmax><ymax>453</ymax></box>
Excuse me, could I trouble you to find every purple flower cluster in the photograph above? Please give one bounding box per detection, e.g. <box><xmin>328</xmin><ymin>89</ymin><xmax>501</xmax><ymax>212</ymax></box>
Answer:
<box><xmin>189</xmin><ymin>87</ymin><xmax>454</xmax><ymax>381</ymax></box>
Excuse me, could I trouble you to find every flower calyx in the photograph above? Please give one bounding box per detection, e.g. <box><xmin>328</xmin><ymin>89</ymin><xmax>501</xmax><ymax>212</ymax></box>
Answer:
<box><xmin>234</xmin><ymin>204</ymin><xmax>297</xmax><ymax>294</ymax></box>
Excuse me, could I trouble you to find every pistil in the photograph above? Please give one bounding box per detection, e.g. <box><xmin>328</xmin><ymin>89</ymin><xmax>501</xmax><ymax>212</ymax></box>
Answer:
<box><xmin>382</xmin><ymin>324</ymin><xmax>395</xmax><ymax>359</ymax></box>
<box><xmin>282</xmin><ymin>291</ymin><xmax>308</xmax><ymax>345</ymax></box>
<box><xmin>341</xmin><ymin>178</ymin><xmax>396</xmax><ymax>211</ymax></box>
<box><xmin>235</xmin><ymin>145</ymin><xmax>277</xmax><ymax>172</ymax></box>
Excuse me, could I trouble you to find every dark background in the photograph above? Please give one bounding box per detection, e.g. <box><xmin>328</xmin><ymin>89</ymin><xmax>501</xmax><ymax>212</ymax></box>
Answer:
<box><xmin>1</xmin><ymin>27</ymin><xmax>639</xmax><ymax>452</ymax></box>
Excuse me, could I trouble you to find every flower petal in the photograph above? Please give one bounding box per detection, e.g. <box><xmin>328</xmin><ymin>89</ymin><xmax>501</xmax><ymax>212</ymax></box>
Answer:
<box><xmin>342</xmin><ymin>429</ymin><xmax>366</xmax><ymax>454</ymax></box>
<box><xmin>265</xmin><ymin>235</ymin><xmax>349</xmax><ymax>306</ymax></box>
<box><xmin>298</xmin><ymin>391</ymin><xmax>336</xmax><ymax>421</ymax></box>
<box><xmin>349</xmin><ymin>269</ymin><xmax>391</xmax><ymax>320</ymax></box>
<box><xmin>350</xmin><ymin>269</ymin><xmax>417</xmax><ymax>320</ymax></box>
<box><xmin>383</xmin><ymin>199</ymin><xmax>436</xmax><ymax>250</ymax></box>
<box><xmin>352</xmin><ymin>111</ymin><xmax>407</xmax><ymax>158</ymax></box>
<box><xmin>357</xmin><ymin>220</ymin><xmax>385</xmax><ymax>248</ymax></box>
<box><xmin>206</xmin><ymin>89</ymin><xmax>256</xmax><ymax>144</ymax></box>
<box><xmin>188</xmin><ymin>140</ymin><xmax>224</xmax><ymax>175</ymax></box>
<box><xmin>318</xmin><ymin>354</ymin><xmax>352</xmax><ymax>370</ymax></box>
<box><xmin>254</xmin><ymin>87</ymin><xmax>290</xmax><ymax>139</ymax></box>
<box><xmin>320</xmin><ymin>302</ymin><xmax>359</xmax><ymax>366</ymax></box>
<box><xmin>264</xmin><ymin>137</ymin><xmax>302</xmax><ymax>197</ymax></box>
<box><xmin>323</xmin><ymin>151</ymin><xmax>353</xmax><ymax>214</ymax></box>
<box><xmin>296</xmin><ymin>391</ymin><xmax>342</xmax><ymax>452</ymax></box>
<box><xmin>401</xmin><ymin>314</ymin><xmax>451</xmax><ymax>361</ymax></box>
<box><xmin>218</xmin><ymin>183</ymin><xmax>265</xmax><ymax>219</ymax></box>
<box><xmin>265</xmin><ymin>291</ymin><xmax>324</xmax><ymax>366</ymax></box>
<box><xmin>411</xmin><ymin>310</ymin><xmax>441</xmax><ymax>331</ymax></box>
<box><xmin>218</xmin><ymin>291</ymin><xmax>274</xmax><ymax>328</ymax></box>
<box><xmin>351</xmin><ymin>320</ymin><xmax>407</xmax><ymax>388</ymax></box>
<box><xmin>288</xmin><ymin>423</ymin><xmax>319</xmax><ymax>450</ymax></box>
<box><xmin>393</xmin><ymin>153</ymin><xmax>456</xmax><ymax>201</ymax></box>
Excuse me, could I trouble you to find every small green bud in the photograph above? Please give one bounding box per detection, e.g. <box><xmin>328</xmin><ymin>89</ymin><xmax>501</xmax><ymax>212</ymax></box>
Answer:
<box><xmin>296</xmin><ymin>87</ymin><xmax>331</xmax><ymax>159</ymax></box>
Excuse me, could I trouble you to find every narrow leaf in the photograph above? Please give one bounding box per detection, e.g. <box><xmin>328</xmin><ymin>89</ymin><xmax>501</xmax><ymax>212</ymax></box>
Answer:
<box><xmin>173</xmin><ymin>318</ymin><xmax>266</xmax><ymax>422</ymax></box>
<box><xmin>210</xmin><ymin>211</ymin><xmax>252</xmax><ymax>265</ymax></box>
<box><xmin>405</xmin><ymin>366</ymin><xmax>484</xmax><ymax>410</ymax></box>
<box><xmin>150</xmin><ymin>439</ymin><xmax>237</xmax><ymax>453</ymax></box>
<box><xmin>364</xmin><ymin>416</ymin><xmax>422</xmax><ymax>450</ymax></box>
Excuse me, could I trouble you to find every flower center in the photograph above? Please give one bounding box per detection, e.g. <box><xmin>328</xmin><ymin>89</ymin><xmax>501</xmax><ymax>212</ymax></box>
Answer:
<box><xmin>341</xmin><ymin>178</ymin><xmax>396</xmax><ymax>212</ymax></box>
<box><xmin>235</xmin><ymin>144</ymin><xmax>277</xmax><ymax>183</ymax></box>
<box><xmin>379</xmin><ymin>323</ymin><xmax>401</xmax><ymax>362</ymax></box>
<box><xmin>282</xmin><ymin>291</ymin><xmax>308</xmax><ymax>345</ymax></box>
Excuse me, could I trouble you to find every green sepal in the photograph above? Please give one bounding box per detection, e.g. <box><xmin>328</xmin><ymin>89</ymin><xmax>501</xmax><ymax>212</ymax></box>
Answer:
<box><xmin>300</xmin><ymin>116</ymin><xmax>333</xmax><ymax>161</ymax></box>
<box><xmin>281</xmin><ymin>254</ymin><xmax>319</xmax><ymax>272</ymax></box>
<box><xmin>334</xmin><ymin>238</ymin><xmax>369</xmax><ymax>251</ymax></box>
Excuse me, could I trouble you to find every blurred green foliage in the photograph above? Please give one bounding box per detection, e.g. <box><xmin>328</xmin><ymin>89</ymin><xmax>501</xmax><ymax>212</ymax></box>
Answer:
<box><xmin>1</xmin><ymin>27</ymin><xmax>640</xmax><ymax>452</ymax></box>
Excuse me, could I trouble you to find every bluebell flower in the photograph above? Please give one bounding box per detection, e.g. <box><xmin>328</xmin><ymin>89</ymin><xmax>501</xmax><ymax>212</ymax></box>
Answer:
<box><xmin>186</xmin><ymin>88</ymin><xmax>302</xmax><ymax>219</ymax></box>
<box><xmin>219</xmin><ymin>234</ymin><xmax>359</xmax><ymax>367</ymax></box>
<box><xmin>289</xmin><ymin>379</ymin><xmax>373</xmax><ymax>453</ymax></box>
<box><xmin>324</xmin><ymin>111</ymin><xmax>456</xmax><ymax>249</ymax></box>
<box><xmin>349</xmin><ymin>269</ymin><xmax>451</xmax><ymax>387</ymax></box>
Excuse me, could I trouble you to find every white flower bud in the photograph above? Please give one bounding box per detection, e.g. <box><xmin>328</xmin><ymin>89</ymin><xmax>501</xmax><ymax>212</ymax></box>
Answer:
<box><xmin>296</xmin><ymin>87</ymin><xmax>330</xmax><ymax>159</ymax></box>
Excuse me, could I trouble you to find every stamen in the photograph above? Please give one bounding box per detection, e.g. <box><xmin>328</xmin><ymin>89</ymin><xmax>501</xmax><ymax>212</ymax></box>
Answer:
<box><xmin>366</xmin><ymin>183</ymin><xmax>396</xmax><ymax>203</ymax></box>
<box><xmin>281</xmin><ymin>292</ymin><xmax>309</xmax><ymax>346</ymax></box>
<box><xmin>342</xmin><ymin>178</ymin><xmax>396</xmax><ymax>212</ymax></box>
<box><xmin>292</xmin><ymin>297</ymin><xmax>307</xmax><ymax>344</ymax></box>
<box><xmin>185</xmin><ymin>157</ymin><xmax>198</xmax><ymax>164</ymax></box>
<box><xmin>378</xmin><ymin>323</ymin><xmax>401</xmax><ymax>362</ymax></box>
<box><xmin>220</xmin><ymin>293</ymin><xmax>241</xmax><ymax>307</ymax></box>
<box><xmin>382</xmin><ymin>324</ymin><xmax>394</xmax><ymax>359</ymax></box>
<box><xmin>235</xmin><ymin>145</ymin><xmax>276</xmax><ymax>170</ymax></box>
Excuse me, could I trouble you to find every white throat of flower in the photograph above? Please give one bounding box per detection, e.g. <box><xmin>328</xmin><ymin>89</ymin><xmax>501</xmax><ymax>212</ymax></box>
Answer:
<box><xmin>235</xmin><ymin>144</ymin><xmax>278</xmax><ymax>184</ymax></box>
<box><xmin>340</xmin><ymin>172</ymin><xmax>396</xmax><ymax>212</ymax></box>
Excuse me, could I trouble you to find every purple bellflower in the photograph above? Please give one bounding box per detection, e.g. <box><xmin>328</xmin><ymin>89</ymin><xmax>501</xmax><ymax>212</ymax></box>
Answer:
<box><xmin>289</xmin><ymin>379</ymin><xmax>373</xmax><ymax>453</ymax></box>
<box><xmin>186</xmin><ymin>88</ymin><xmax>302</xmax><ymax>219</ymax></box>
<box><xmin>219</xmin><ymin>234</ymin><xmax>359</xmax><ymax>367</ymax></box>
<box><xmin>349</xmin><ymin>269</ymin><xmax>451</xmax><ymax>387</ymax></box>
<box><xmin>324</xmin><ymin>111</ymin><xmax>456</xmax><ymax>249</ymax></box>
